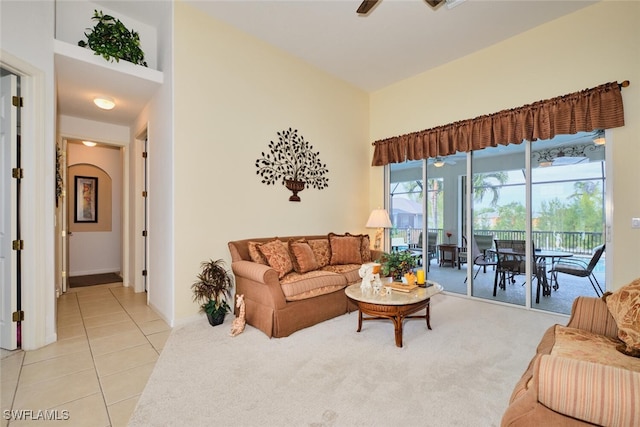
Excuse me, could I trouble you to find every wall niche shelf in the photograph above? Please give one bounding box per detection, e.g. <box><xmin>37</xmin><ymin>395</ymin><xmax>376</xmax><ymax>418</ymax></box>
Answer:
<box><xmin>54</xmin><ymin>39</ymin><xmax>163</xmax><ymax>125</ymax></box>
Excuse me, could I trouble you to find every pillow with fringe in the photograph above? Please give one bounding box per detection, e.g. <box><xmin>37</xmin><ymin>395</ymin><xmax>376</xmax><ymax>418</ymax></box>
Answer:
<box><xmin>604</xmin><ymin>277</ymin><xmax>640</xmax><ymax>357</ymax></box>
<box><xmin>288</xmin><ymin>239</ymin><xmax>319</xmax><ymax>274</ymax></box>
<box><xmin>308</xmin><ymin>239</ymin><xmax>330</xmax><ymax>268</ymax></box>
<box><xmin>248</xmin><ymin>241</ymin><xmax>268</xmax><ymax>265</ymax></box>
<box><xmin>328</xmin><ymin>233</ymin><xmax>363</xmax><ymax>265</ymax></box>
<box><xmin>257</xmin><ymin>239</ymin><xmax>293</xmax><ymax>279</ymax></box>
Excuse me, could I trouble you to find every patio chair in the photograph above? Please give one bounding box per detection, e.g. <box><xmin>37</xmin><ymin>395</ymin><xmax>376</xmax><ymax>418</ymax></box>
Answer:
<box><xmin>473</xmin><ymin>234</ymin><xmax>494</xmax><ymax>273</ymax></box>
<box><xmin>391</xmin><ymin>237</ymin><xmax>407</xmax><ymax>252</ymax></box>
<box><xmin>493</xmin><ymin>239</ymin><xmax>545</xmax><ymax>296</ymax></box>
<box><xmin>426</xmin><ymin>232</ymin><xmax>438</xmax><ymax>271</ymax></box>
<box><xmin>457</xmin><ymin>236</ymin><xmax>468</xmax><ymax>268</ymax></box>
<box><xmin>464</xmin><ymin>236</ymin><xmax>497</xmax><ymax>283</ymax></box>
<box><xmin>550</xmin><ymin>244</ymin><xmax>605</xmax><ymax>297</ymax></box>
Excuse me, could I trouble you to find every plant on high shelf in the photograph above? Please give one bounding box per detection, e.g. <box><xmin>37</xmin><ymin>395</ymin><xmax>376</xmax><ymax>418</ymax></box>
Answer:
<box><xmin>191</xmin><ymin>259</ymin><xmax>233</xmax><ymax>327</ymax></box>
<box><xmin>378</xmin><ymin>250</ymin><xmax>417</xmax><ymax>281</ymax></box>
<box><xmin>78</xmin><ymin>10</ymin><xmax>148</xmax><ymax>67</ymax></box>
<box><xmin>255</xmin><ymin>128</ymin><xmax>329</xmax><ymax>202</ymax></box>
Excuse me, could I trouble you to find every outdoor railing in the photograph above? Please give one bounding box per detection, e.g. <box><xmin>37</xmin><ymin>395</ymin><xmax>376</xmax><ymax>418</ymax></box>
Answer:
<box><xmin>392</xmin><ymin>228</ymin><xmax>603</xmax><ymax>255</ymax></box>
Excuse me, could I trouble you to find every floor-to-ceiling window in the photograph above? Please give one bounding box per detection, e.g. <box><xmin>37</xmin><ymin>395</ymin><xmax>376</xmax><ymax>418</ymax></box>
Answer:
<box><xmin>387</xmin><ymin>131</ymin><xmax>606</xmax><ymax>314</ymax></box>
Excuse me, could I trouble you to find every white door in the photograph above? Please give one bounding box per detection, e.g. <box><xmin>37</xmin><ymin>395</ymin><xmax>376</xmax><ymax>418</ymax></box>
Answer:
<box><xmin>0</xmin><ymin>74</ymin><xmax>18</xmax><ymax>350</ymax></box>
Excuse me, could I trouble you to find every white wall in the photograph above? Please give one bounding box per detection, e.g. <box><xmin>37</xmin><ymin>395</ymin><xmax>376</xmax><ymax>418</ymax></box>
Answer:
<box><xmin>1</xmin><ymin>0</ymin><xmax>57</xmax><ymax>349</ymax></box>
<box><xmin>132</xmin><ymin>3</ymin><xmax>174</xmax><ymax>325</ymax></box>
<box><xmin>173</xmin><ymin>3</ymin><xmax>370</xmax><ymax>321</ymax></box>
<box><xmin>370</xmin><ymin>1</ymin><xmax>640</xmax><ymax>290</ymax></box>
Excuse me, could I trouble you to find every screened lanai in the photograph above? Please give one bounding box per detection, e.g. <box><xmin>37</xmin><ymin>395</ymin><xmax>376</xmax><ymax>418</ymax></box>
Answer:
<box><xmin>387</xmin><ymin>130</ymin><xmax>607</xmax><ymax>315</ymax></box>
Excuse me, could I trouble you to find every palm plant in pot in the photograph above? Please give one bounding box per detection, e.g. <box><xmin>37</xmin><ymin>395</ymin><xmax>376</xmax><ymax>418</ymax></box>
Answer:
<box><xmin>191</xmin><ymin>259</ymin><xmax>234</xmax><ymax>326</ymax></box>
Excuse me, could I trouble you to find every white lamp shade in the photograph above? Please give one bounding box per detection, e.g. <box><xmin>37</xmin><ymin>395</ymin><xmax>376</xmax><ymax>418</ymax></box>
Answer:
<box><xmin>366</xmin><ymin>209</ymin><xmax>392</xmax><ymax>228</ymax></box>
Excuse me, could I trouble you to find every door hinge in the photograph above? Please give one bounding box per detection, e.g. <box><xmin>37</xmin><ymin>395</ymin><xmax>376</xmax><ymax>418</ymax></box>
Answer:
<box><xmin>142</xmin><ymin>191</ymin><xmax>147</xmax><ymax>198</ymax></box>
<box><xmin>142</xmin><ymin>270</ymin><xmax>148</xmax><ymax>276</ymax></box>
<box><xmin>142</xmin><ymin>151</ymin><xmax>148</xmax><ymax>158</ymax></box>
<box><xmin>12</xmin><ymin>168</ymin><xmax>23</xmax><ymax>179</ymax></box>
<box><xmin>12</xmin><ymin>96</ymin><xmax>23</xmax><ymax>107</ymax></box>
<box><xmin>12</xmin><ymin>310</ymin><xmax>24</xmax><ymax>322</ymax></box>
<box><xmin>142</xmin><ymin>230</ymin><xmax>147</xmax><ymax>237</ymax></box>
<box><xmin>12</xmin><ymin>240</ymin><xmax>24</xmax><ymax>250</ymax></box>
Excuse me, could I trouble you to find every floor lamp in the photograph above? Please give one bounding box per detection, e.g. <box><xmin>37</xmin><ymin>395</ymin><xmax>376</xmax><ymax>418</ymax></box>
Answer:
<box><xmin>366</xmin><ymin>209</ymin><xmax>392</xmax><ymax>250</ymax></box>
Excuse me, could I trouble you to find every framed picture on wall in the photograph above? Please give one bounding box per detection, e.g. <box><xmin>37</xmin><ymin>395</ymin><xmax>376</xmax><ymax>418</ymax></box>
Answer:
<box><xmin>74</xmin><ymin>176</ymin><xmax>98</xmax><ymax>223</ymax></box>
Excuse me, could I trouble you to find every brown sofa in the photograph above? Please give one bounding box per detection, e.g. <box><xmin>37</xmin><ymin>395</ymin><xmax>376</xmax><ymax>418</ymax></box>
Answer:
<box><xmin>501</xmin><ymin>296</ymin><xmax>640</xmax><ymax>426</ymax></box>
<box><xmin>228</xmin><ymin>234</ymin><xmax>383</xmax><ymax>338</ymax></box>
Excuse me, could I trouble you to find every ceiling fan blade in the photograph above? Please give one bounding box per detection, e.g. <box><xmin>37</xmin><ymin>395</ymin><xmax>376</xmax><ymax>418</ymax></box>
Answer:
<box><xmin>357</xmin><ymin>0</ymin><xmax>380</xmax><ymax>15</ymax></box>
<box><xmin>425</xmin><ymin>0</ymin><xmax>445</xmax><ymax>7</ymax></box>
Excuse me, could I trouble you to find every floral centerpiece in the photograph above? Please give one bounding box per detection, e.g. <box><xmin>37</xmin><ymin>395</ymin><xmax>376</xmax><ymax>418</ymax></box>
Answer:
<box><xmin>378</xmin><ymin>250</ymin><xmax>417</xmax><ymax>281</ymax></box>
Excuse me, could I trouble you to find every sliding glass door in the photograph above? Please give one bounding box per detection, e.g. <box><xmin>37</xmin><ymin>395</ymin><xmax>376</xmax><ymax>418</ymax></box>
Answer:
<box><xmin>386</xmin><ymin>131</ymin><xmax>607</xmax><ymax>314</ymax></box>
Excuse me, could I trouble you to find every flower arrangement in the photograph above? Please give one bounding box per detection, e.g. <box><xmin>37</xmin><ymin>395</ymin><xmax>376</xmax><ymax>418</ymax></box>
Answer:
<box><xmin>378</xmin><ymin>250</ymin><xmax>417</xmax><ymax>281</ymax></box>
<box><xmin>446</xmin><ymin>232</ymin><xmax>452</xmax><ymax>243</ymax></box>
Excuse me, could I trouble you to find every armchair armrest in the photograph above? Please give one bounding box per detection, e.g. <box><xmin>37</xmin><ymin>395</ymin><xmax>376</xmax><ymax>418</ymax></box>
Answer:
<box><xmin>536</xmin><ymin>355</ymin><xmax>640</xmax><ymax>426</ymax></box>
<box><xmin>231</xmin><ymin>260</ymin><xmax>287</xmax><ymax>309</ymax></box>
<box><xmin>566</xmin><ymin>296</ymin><xmax>618</xmax><ymax>338</ymax></box>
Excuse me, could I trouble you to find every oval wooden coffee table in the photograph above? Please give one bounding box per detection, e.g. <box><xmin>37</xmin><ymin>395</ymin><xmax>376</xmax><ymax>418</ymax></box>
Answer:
<box><xmin>345</xmin><ymin>281</ymin><xmax>443</xmax><ymax>347</ymax></box>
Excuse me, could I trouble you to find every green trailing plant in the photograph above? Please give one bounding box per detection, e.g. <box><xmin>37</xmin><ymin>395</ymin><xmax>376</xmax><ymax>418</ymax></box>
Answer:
<box><xmin>191</xmin><ymin>259</ymin><xmax>233</xmax><ymax>321</ymax></box>
<box><xmin>378</xmin><ymin>250</ymin><xmax>417</xmax><ymax>280</ymax></box>
<box><xmin>78</xmin><ymin>10</ymin><xmax>148</xmax><ymax>67</ymax></box>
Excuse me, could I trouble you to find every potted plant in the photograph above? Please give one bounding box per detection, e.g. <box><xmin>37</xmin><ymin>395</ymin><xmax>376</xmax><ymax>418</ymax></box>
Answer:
<box><xmin>78</xmin><ymin>10</ymin><xmax>148</xmax><ymax>67</ymax></box>
<box><xmin>191</xmin><ymin>259</ymin><xmax>234</xmax><ymax>326</ymax></box>
<box><xmin>378</xmin><ymin>250</ymin><xmax>417</xmax><ymax>281</ymax></box>
<box><xmin>255</xmin><ymin>128</ymin><xmax>329</xmax><ymax>201</ymax></box>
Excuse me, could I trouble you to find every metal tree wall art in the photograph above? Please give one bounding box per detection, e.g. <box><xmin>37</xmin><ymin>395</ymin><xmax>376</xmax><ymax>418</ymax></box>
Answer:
<box><xmin>255</xmin><ymin>128</ymin><xmax>329</xmax><ymax>201</ymax></box>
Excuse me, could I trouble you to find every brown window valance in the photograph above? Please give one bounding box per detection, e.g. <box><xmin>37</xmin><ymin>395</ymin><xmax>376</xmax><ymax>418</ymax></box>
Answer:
<box><xmin>372</xmin><ymin>81</ymin><xmax>627</xmax><ymax>166</ymax></box>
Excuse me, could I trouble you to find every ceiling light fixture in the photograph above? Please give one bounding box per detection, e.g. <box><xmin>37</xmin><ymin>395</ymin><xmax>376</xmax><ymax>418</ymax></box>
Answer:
<box><xmin>593</xmin><ymin>130</ymin><xmax>606</xmax><ymax>145</ymax></box>
<box><xmin>93</xmin><ymin>96</ymin><xmax>115</xmax><ymax>110</ymax></box>
<box><xmin>433</xmin><ymin>158</ymin><xmax>445</xmax><ymax>168</ymax></box>
<box><xmin>82</xmin><ymin>141</ymin><xmax>97</xmax><ymax>147</ymax></box>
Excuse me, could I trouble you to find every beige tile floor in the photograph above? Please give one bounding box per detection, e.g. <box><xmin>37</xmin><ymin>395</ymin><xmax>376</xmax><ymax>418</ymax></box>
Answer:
<box><xmin>1</xmin><ymin>283</ymin><xmax>171</xmax><ymax>427</ymax></box>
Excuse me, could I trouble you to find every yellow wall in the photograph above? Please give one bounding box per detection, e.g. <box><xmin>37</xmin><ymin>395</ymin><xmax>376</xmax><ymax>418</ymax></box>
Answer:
<box><xmin>370</xmin><ymin>1</ymin><xmax>640</xmax><ymax>290</ymax></box>
<box><xmin>173</xmin><ymin>2</ymin><xmax>370</xmax><ymax>319</ymax></box>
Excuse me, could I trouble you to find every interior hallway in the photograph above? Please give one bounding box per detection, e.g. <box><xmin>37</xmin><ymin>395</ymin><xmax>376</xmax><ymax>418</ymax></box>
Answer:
<box><xmin>1</xmin><ymin>284</ymin><xmax>171</xmax><ymax>426</ymax></box>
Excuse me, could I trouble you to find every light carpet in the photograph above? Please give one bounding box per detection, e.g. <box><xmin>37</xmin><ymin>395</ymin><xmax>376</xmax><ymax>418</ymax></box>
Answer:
<box><xmin>129</xmin><ymin>294</ymin><xmax>566</xmax><ymax>427</ymax></box>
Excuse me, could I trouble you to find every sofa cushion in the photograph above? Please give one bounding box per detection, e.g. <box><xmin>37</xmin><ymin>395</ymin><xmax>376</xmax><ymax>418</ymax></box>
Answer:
<box><xmin>257</xmin><ymin>239</ymin><xmax>293</xmax><ymax>279</ymax></box>
<box><xmin>322</xmin><ymin>264</ymin><xmax>361</xmax><ymax>284</ymax></box>
<box><xmin>328</xmin><ymin>233</ymin><xmax>363</xmax><ymax>265</ymax></box>
<box><xmin>308</xmin><ymin>239</ymin><xmax>330</xmax><ymax>267</ymax></box>
<box><xmin>248</xmin><ymin>241</ymin><xmax>268</xmax><ymax>265</ymax></box>
<box><xmin>280</xmin><ymin>270</ymin><xmax>347</xmax><ymax>301</ymax></box>
<box><xmin>347</xmin><ymin>232</ymin><xmax>372</xmax><ymax>263</ymax></box>
<box><xmin>537</xmin><ymin>354</ymin><xmax>640</xmax><ymax>427</ymax></box>
<box><xmin>551</xmin><ymin>325</ymin><xmax>640</xmax><ymax>372</ymax></box>
<box><xmin>288</xmin><ymin>239</ymin><xmax>319</xmax><ymax>274</ymax></box>
<box><xmin>604</xmin><ymin>277</ymin><xmax>640</xmax><ymax>357</ymax></box>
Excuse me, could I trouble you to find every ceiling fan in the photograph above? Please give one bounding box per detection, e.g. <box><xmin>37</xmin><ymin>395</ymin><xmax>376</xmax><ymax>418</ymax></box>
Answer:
<box><xmin>357</xmin><ymin>0</ymin><xmax>466</xmax><ymax>15</ymax></box>
<box><xmin>428</xmin><ymin>156</ymin><xmax>456</xmax><ymax>167</ymax></box>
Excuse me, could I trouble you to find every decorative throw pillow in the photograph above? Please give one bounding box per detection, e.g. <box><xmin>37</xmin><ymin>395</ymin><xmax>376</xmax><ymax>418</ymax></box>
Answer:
<box><xmin>328</xmin><ymin>233</ymin><xmax>363</xmax><ymax>265</ymax></box>
<box><xmin>288</xmin><ymin>239</ymin><xmax>319</xmax><ymax>274</ymax></box>
<box><xmin>347</xmin><ymin>232</ymin><xmax>372</xmax><ymax>263</ymax></box>
<box><xmin>257</xmin><ymin>239</ymin><xmax>293</xmax><ymax>279</ymax></box>
<box><xmin>604</xmin><ymin>277</ymin><xmax>640</xmax><ymax>357</ymax></box>
<box><xmin>308</xmin><ymin>239</ymin><xmax>330</xmax><ymax>267</ymax></box>
<box><xmin>248</xmin><ymin>241</ymin><xmax>268</xmax><ymax>265</ymax></box>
